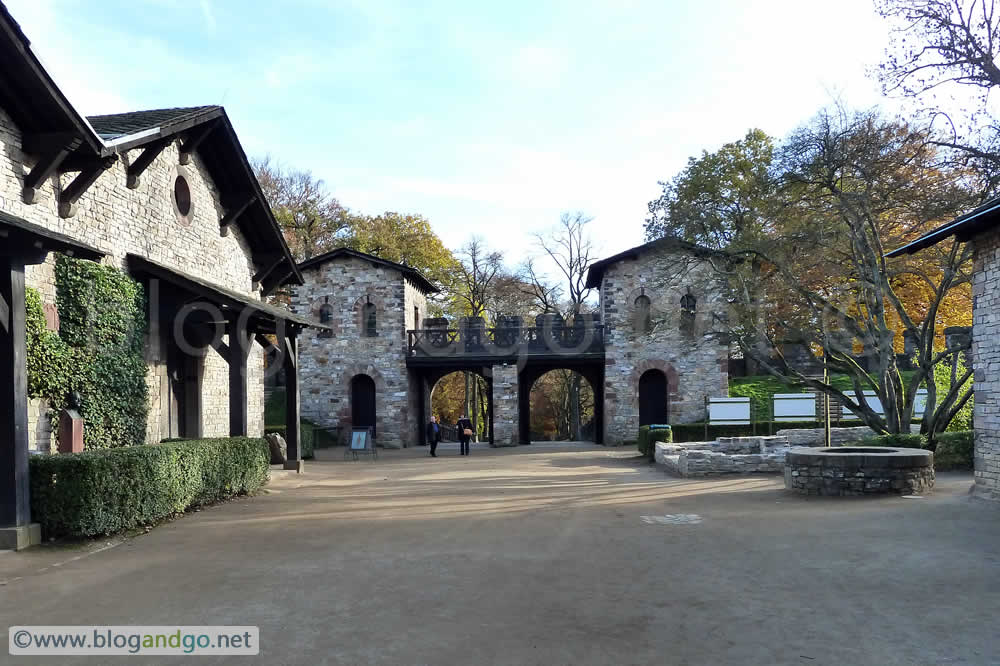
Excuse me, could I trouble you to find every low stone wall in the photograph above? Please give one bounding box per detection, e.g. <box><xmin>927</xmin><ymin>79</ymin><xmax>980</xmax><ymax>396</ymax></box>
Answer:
<box><xmin>775</xmin><ymin>426</ymin><xmax>878</xmax><ymax>447</ymax></box>
<box><xmin>654</xmin><ymin>435</ymin><xmax>789</xmax><ymax>477</ymax></box>
<box><xmin>784</xmin><ymin>447</ymin><xmax>934</xmax><ymax>496</ymax></box>
<box><xmin>775</xmin><ymin>425</ymin><xmax>921</xmax><ymax>447</ymax></box>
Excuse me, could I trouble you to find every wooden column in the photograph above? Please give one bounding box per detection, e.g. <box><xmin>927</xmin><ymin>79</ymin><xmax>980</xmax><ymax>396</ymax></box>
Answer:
<box><xmin>228</xmin><ymin>322</ymin><xmax>251</xmax><ymax>437</ymax></box>
<box><xmin>283</xmin><ymin>333</ymin><xmax>301</xmax><ymax>468</ymax></box>
<box><xmin>0</xmin><ymin>256</ymin><xmax>30</xmax><ymax>528</ymax></box>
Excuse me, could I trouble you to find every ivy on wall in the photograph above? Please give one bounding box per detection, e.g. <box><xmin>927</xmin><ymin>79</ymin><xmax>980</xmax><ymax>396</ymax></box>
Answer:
<box><xmin>26</xmin><ymin>255</ymin><xmax>149</xmax><ymax>449</ymax></box>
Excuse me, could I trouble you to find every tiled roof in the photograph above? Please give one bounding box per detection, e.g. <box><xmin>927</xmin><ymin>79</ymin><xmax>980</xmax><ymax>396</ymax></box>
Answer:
<box><xmin>87</xmin><ymin>106</ymin><xmax>221</xmax><ymax>140</ymax></box>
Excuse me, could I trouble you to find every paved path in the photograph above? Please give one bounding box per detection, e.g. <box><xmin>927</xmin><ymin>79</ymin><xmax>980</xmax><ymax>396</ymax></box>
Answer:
<box><xmin>1</xmin><ymin>443</ymin><xmax>998</xmax><ymax>665</ymax></box>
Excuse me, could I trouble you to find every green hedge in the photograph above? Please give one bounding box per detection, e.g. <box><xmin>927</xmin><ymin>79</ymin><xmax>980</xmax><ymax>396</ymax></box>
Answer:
<box><xmin>932</xmin><ymin>431</ymin><xmax>974</xmax><ymax>470</ymax></box>
<box><xmin>860</xmin><ymin>433</ymin><xmax>928</xmax><ymax>449</ymax></box>
<box><xmin>637</xmin><ymin>425</ymin><xmax>672</xmax><ymax>458</ymax></box>
<box><xmin>265</xmin><ymin>425</ymin><xmax>315</xmax><ymax>459</ymax></box>
<box><xmin>30</xmin><ymin>437</ymin><xmax>269</xmax><ymax>539</ymax></box>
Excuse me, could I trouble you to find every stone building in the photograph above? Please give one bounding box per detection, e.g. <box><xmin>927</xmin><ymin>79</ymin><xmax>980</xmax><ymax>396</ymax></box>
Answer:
<box><xmin>291</xmin><ymin>236</ymin><xmax>731</xmax><ymax>449</ymax></box>
<box><xmin>584</xmin><ymin>237</ymin><xmax>731</xmax><ymax>439</ymax></box>
<box><xmin>887</xmin><ymin>198</ymin><xmax>1000</xmax><ymax>501</ymax></box>
<box><xmin>1</xmin><ymin>6</ymin><xmax>314</xmax><ymax>548</ymax></box>
<box><xmin>290</xmin><ymin>248</ymin><xmax>438</xmax><ymax>449</ymax></box>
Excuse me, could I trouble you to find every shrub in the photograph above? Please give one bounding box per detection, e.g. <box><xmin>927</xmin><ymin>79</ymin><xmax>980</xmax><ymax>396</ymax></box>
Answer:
<box><xmin>860</xmin><ymin>433</ymin><xmax>927</xmax><ymax>449</ymax></box>
<box><xmin>637</xmin><ymin>425</ymin><xmax>672</xmax><ymax>458</ymax></box>
<box><xmin>30</xmin><ymin>437</ymin><xmax>269</xmax><ymax>539</ymax></box>
<box><xmin>932</xmin><ymin>431</ymin><xmax>973</xmax><ymax>470</ymax></box>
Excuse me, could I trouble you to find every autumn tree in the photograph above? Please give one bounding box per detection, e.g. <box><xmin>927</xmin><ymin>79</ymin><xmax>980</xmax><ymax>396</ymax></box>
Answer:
<box><xmin>344</xmin><ymin>212</ymin><xmax>459</xmax><ymax>296</ymax></box>
<box><xmin>252</xmin><ymin>156</ymin><xmax>349</xmax><ymax>261</ymax></box>
<box><xmin>688</xmin><ymin>107</ymin><xmax>978</xmax><ymax>439</ymax></box>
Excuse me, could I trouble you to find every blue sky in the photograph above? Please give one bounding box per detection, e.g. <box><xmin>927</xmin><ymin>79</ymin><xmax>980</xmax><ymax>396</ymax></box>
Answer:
<box><xmin>7</xmin><ymin>0</ymin><xmax>895</xmax><ymax>280</ymax></box>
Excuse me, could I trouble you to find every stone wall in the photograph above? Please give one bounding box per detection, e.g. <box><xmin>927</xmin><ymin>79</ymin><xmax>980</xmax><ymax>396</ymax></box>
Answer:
<box><xmin>600</xmin><ymin>248</ymin><xmax>729</xmax><ymax>444</ymax></box>
<box><xmin>775</xmin><ymin>426</ymin><xmax>884</xmax><ymax>448</ymax></box>
<box><xmin>654</xmin><ymin>436</ymin><xmax>789</xmax><ymax>476</ymax></box>
<box><xmin>973</xmin><ymin>229</ymin><xmax>1000</xmax><ymax>500</ymax></box>
<box><xmin>0</xmin><ymin>107</ymin><xmax>267</xmax><ymax>446</ymax></box>
<box><xmin>784</xmin><ymin>447</ymin><xmax>934</xmax><ymax>496</ymax></box>
<box><xmin>492</xmin><ymin>365</ymin><xmax>519</xmax><ymax>447</ymax></box>
<box><xmin>290</xmin><ymin>256</ymin><xmax>429</xmax><ymax>449</ymax></box>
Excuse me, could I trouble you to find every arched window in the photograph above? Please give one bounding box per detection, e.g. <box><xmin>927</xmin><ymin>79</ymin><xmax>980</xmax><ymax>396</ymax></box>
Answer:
<box><xmin>634</xmin><ymin>294</ymin><xmax>652</xmax><ymax>334</ymax></box>
<box><xmin>680</xmin><ymin>291</ymin><xmax>696</xmax><ymax>336</ymax></box>
<box><xmin>363</xmin><ymin>302</ymin><xmax>377</xmax><ymax>337</ymax></box>
<box><xmin>318</xmin><ymin>302</ymin><xmax>333</xmax><ymax>338</ymax></box>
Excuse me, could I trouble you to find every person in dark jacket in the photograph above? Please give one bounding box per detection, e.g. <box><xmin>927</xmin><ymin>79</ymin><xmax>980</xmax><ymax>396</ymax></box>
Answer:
<box><xmin>426</xmin><ymin>415</ymin><xmax>441</xmax><ymax>457</ymax></box>
<box><xmin>457</xmin><ymin>413</ymin><xmax>473</xmax><ymax>456</ymax></box>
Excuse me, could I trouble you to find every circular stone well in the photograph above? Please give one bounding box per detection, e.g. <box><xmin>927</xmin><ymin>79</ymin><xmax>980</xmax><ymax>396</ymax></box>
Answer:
<box><xmin>784</xmin><ymin>446</ymin><xmax>934</xmax><ymax>496</ymax></box>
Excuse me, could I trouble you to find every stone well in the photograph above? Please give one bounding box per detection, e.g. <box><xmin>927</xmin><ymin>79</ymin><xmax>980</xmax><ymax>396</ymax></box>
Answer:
<box><xmin>784</xmin><ymin>447</ymin><xmax>934</xmax><ymax>496</ymax></box>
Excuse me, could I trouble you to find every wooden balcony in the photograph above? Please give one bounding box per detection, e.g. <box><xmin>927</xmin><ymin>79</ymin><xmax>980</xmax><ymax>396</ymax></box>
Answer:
<box><xmin>406</xmin><ymin>324</ymin><xmax>605</xmax><ymax>365</ymax></box>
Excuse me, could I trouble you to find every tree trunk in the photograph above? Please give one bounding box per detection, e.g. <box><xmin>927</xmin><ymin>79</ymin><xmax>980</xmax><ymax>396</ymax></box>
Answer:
<box><xmin>569</xmin><ymin>374</ymin><xmax>581</xmax><ymax>440</ymax></box>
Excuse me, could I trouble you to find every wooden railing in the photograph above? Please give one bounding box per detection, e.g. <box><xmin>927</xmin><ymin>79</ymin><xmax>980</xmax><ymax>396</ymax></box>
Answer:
<box><xmin>407</xmin><ymin>325</ymin><xmax>605</xmax><ymax>358</ymax></box>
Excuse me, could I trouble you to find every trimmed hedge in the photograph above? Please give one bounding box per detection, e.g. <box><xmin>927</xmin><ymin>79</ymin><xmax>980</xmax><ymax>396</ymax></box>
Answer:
<box><xmin>637</xmin><ymin>425</ymin><xmax>672</xmax><ymax>458</ymax></box>
<box><xmin>670</xmin><ymin>421</ymin><xmax>830</xmax><ymax>443</ymax></box>
<box><xmin>861</xmin><ymin>433</ymin><xmax>928</xmax><ymax>449</ymax></box>
<box><xmin>932</xmin><ymin>431</ymin><xmax>974</xmax><ymax>470</ymax></box>
<box><xmin>30</xmin><ymin>437</ymin><xmax>269</xmax><ymax>539</ymax></box>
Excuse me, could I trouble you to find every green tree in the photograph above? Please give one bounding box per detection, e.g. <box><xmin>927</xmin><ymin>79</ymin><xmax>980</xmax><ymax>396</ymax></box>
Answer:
<box><xmin>645</xmin><ymin>129</ymin><xmax>776</xmax><ymax>247</ymax></box>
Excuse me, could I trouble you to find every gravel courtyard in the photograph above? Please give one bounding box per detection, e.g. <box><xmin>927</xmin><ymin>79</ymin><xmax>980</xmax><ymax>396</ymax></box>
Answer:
<box><xmin>1</xmin><ymin>442</ymin><xmax>997</xmax><ymax>665</ymax></box>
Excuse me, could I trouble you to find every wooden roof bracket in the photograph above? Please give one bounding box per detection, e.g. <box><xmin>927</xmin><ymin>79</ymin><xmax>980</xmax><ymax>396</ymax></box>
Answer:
<box><xmin>58</xmin><ymin>155</ymin><xmax>117</xmax><ymax>218</ymax></box>
<box><xmin>125</xmin><ymin>138</ymin><xmax>170</xmax><ymax>189</ymax></box>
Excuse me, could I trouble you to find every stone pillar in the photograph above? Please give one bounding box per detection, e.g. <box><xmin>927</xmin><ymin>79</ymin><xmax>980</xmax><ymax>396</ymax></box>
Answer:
<box><xmin>491</xmin><ymin>364</ymin><xmax>519</xmax><ymax>447</ymax></box>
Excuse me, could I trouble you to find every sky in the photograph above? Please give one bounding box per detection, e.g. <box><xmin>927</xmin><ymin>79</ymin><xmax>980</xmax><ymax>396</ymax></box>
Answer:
<box><xmin>5</xmin><ymin>0</ymin><xmax>897</xmax><ymax>281</ymax></box>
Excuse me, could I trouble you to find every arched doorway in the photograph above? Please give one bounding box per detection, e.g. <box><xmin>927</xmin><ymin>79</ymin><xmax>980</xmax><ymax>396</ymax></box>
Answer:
<box><xmin>527</xmin><ymin>369</ymin><xmax>597</xmax><ymax>442</ymax></box>
<box><xmin>427</xmin><ymin>370</ymin><xmax>491</xmax><ymax>443</ymax></box>
<box><xmin>638</xmin><ymin>369</ymin><xmax>668</xmax><ymax>426</ymax></box>
<box><xmin>351</xmin><ymin>374</ymin><xmax>377</xmax><ymax>436</ymax></box>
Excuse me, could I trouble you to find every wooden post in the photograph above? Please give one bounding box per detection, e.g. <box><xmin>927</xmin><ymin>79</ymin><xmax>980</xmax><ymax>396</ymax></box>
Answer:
<box><xmin>283</xmin><ymin>333</ymin><xmax>301</xmax><ymax>470</ymax></box>
<box><xmin>0</xmin><ymin>256</ymin><xmax>31</xmax><ymax>529</ymax></box>
<box><xmin>228</xmin><ymin>322</ymin><xmax>250</xmax><ymax>437</ymax></box>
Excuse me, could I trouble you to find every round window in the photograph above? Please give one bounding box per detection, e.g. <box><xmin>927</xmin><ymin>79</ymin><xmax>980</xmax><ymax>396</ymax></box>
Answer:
<box><xmin>174</xmin><ymin>175</ymin><xmax>192</xmax><ymax>218</ymax></box>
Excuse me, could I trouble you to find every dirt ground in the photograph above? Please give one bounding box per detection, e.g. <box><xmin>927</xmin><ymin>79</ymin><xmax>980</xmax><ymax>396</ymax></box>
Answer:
<box><xmin>1</xmin><ymin>441</ymin><xmax>997</xmax><ymax>665</ymax></box>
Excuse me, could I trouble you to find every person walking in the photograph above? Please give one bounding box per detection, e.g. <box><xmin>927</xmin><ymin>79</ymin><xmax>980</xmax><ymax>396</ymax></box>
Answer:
<box><xmin>457</xmin><ymin>413</ymin><xmax>473</xmax><ymax>456</ymax></box>
<box><xmin>426</xmin><ymin>415</ymin><xmax>441</xmax><ymax>457</ymax></box>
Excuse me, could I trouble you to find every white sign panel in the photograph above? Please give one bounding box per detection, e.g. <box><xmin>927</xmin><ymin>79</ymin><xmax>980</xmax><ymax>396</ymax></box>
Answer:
<box><xmin>709</xmin><ymin>397</ymin><xmax>750</xmax><ymax>425</ymax></box>
<box><xmin>773</xmin><ymin>393</ymin><xmax>816</xmax><ymax>422</ymax></box>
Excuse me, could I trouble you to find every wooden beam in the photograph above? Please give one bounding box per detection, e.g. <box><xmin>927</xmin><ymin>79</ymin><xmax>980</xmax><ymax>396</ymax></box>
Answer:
<box><xmin>58</xmin><ymin>156</ymin><xmax>117</xmax><ymax>218</ymax></box>
<box><xmin>283</xmin><ymin>333</ymin><xmax>301</xmax><ymax>468</ymax></box>
<box><xmin>228</xmin><ymin>322</ymin><xmax>251</xmax><ymax>437</ymax></box>
<box><xmin>261</xmin><ymin>264</ymin><xmax>293</xmax><ymax>296</ymax></box>
<box><xmin>252</xmin><ymin>256</ymin><xmax>284</xmax><ymax>290</ymax></box>
<box><xmin>219</xmin><ymin>194</ymin><xmax>256</xmax><ymax>237</ymax></box>
<box><xmin>126</xmin><ymin>139</ymin><xmax>169</xmax><ymax>189</ymax></box>
<box><xmin>0</xmin><ymin>256</ymin><xmax>30</xmax><ymax>528</ymax></box>
<box><xmin>178</xmin><ymin>122</ymin><xmax>216</xmax><ymax>165</ymax></box>
<box><xmin>21</xmin><ymin>137</ymin><xmax>80</xmax><ymax>204</ymax></box>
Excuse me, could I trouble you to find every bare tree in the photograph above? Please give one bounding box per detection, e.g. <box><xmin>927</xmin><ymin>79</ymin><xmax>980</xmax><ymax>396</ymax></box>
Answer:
<box><xmin>529</xmin><ymin>212</ymin><xmax>597</xmax><ymax>440</ymax></box>
<box><xmin>453</xmin><ymin>237</ymin><xmax>505</xmax><ymax>318</ymax></box>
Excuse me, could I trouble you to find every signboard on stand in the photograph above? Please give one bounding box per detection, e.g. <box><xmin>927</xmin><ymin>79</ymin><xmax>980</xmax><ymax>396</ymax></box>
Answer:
<box><xmin>346</xmin><ymin>426</ymin><xmax>377</xmax><ymax>461</ymax></box>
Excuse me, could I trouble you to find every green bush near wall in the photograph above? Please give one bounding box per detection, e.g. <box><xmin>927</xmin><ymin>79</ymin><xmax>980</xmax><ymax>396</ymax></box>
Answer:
<box><xmin>29</xmin><ymin>437</ymin><xmax>269</xmax><ymax>539</ymax></box>
<box><xmin>637</xmin><ymin>425</ymin><xmax>672</xmax><ymax>458</ymax></box>
<box><xmin>26</xmin><ymin>256</ymin><xmax>148</xmax><ymax>449</ymax></box>
<box><xmin>860</xmin><ymin>433</ymin><xmax>928</xmax><ymax>449</ymax></box>
<box><xmin>931</xmin><ymin>431</ymin><xmax>974</xmax><ymax>470</ymax></box>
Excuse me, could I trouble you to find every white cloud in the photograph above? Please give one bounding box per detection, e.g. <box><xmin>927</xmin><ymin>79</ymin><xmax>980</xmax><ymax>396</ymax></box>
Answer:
<box><xmin>200</xmin><ymin>0</ymin><xmax>217</xmax><ymax>34</ymax></box>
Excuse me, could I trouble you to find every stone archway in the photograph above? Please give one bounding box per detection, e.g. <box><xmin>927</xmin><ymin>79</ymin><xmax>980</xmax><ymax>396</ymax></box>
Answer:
<box><xmin>338</xmin><ymin>364</ymin><xmax>388</xmax><ymax>438</ymax></box>
<box><xmin>638</xmin><ymin>369</ymin><xmax>669</xmax><ymax>426</ymax></box>
<box><xmin>350</xmin><ymin>374</ymin><xmax>377</xmax><ymax>436</ymax></box>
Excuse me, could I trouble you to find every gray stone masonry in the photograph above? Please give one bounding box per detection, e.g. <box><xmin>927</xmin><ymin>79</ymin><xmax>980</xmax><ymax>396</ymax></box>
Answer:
<box><xmin>0</xmin><ymin>107</ymin><xmax>266</xmax><ymax>447</ymax></box>
<box><xmin>600</xmin><ymin>247</ymin><xmax>729</xmax><ymax>444</ymax></box>
<box><xmin>973</xmin><ymin>228</ymin><xmax>1000</xmax><ymax>500</ymax></box>
<box><xmin>775</xmin><ymin>426</ymin><xmax>896</xmax><ymax>447</ymax></box>
<box><xmin>654</xmin><ymin>435</ymin><xmax>789</xmax><ymax>477</ymax></box>
<box><xmin>290</xmin><ymin>255</ymin><xmax>429</xmax><ymax>449</ymax></box>
<box><xmin>492</xmin><ymin>364</ymin><xmax>518</xmax><ymax>447</ymax></box>
<box><xmin>784</xmin><ymin>447</ymin><xmax>935</xmax><ymax>496</ymax></box>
